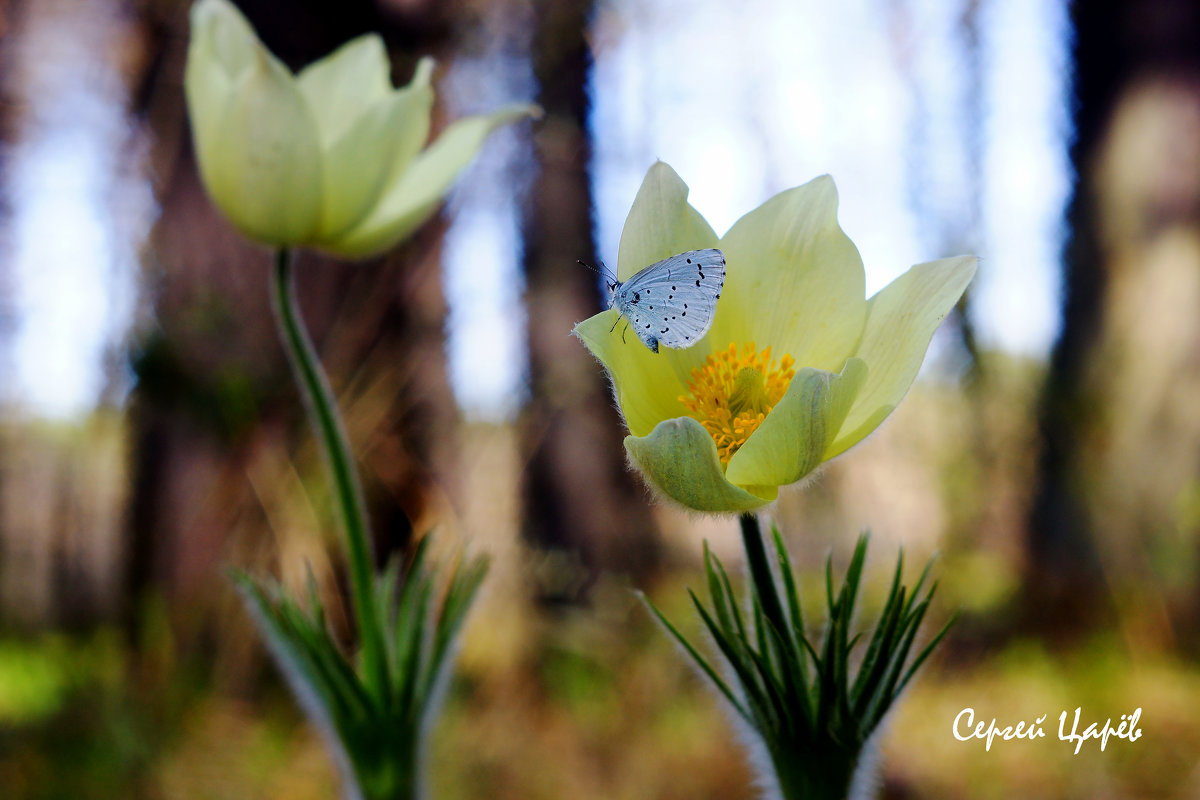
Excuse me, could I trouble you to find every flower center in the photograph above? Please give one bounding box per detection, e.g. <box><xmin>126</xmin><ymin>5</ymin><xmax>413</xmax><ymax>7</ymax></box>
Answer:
<box><xmin>680</xmin><ymin>342</ymin><xmax>796</xmax><ymax>466</ymax></box>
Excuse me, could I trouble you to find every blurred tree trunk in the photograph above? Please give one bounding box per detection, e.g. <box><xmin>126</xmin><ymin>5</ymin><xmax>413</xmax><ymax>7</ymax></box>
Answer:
<box><xmin>124</xmin><ymin>0</ymin><xmax>462</xmax><ymax>661</ymax></box>
<box><xmin>521</xmin><ymin>0</ymin><xmax>662</xmax><ymax>594</ymax></box>
<box><xmin>0</xmin><ymin>0</ymin><xmax>19</xmax><ymax>335</ymax></box>
<box><xmin>0</xmin><ymin>0</ymin><xmax>21</xmax><ymax>624</ymax></box>
<box><xmin>952</xmin><ymin>0</ymin><xmax>983</xmax><ymax>372</ymax></box>
<box><xmin>1027</xmin><ymin>0</ymin><xmax>1200</xmax><ymax>645</ymax></box>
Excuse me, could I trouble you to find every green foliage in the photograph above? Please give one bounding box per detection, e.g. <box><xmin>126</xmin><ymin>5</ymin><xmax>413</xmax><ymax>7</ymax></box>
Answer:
<box><xmin>646</xmin><ymin>517</ymin><xmax>952</xmax><ymax>800</ymax></box>
<box><xmin>235</xmin><ymin>536</ymin><xmax>488</xmax><ymax>800</ymax></box>
<box><xmin>130</xmin><ymin>320</ymin><xmax>263</xmax><ymax>442</ymax></box>
<box><xmin>0</xmin><ymin>634</ymin><xmax>121</xmax><ymax>725</ymax></box>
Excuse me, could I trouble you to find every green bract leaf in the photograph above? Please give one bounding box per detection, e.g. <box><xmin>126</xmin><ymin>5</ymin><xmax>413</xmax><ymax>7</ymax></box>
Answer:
<box><xmin>235</xmin><ymin>541</ymin><xmax>488</xmax><ymax>800</ymax></box>
<box><xmin>653</xmin><ymin>516</ymin><xmax>953</xmax><ymax>800</ymax></box>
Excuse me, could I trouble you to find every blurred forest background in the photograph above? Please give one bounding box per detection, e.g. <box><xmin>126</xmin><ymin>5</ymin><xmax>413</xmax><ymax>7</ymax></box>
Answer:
<box><xmin>2</xmin><ymin>0</ymin><xmax>1200</xmax><ymax>798</ymax></box>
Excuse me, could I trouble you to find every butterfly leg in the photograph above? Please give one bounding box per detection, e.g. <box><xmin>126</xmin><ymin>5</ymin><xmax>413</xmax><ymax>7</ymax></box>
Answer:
<box><xmin>622</xmin><ymin>322</ymin><xmax>629</xmax><ymax>344</ymax></box>
<box><xmin>610</xmin><ymin>315</ymin><xmax>620</xmax><ymax>334</ymax></box>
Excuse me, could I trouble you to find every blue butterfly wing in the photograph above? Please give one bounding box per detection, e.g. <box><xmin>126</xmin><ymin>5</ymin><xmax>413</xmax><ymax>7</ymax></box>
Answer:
<box><xmin>614</xmin><ymin>249</ymin><xmax>725</xmax><ymax>352</ymax></box>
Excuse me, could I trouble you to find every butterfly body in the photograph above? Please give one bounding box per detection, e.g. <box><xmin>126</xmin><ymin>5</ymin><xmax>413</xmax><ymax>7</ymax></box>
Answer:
<box><xmin>607</xmin><ymin>248</ymin><xmax>725</xmax><ymax>353</ymax></box>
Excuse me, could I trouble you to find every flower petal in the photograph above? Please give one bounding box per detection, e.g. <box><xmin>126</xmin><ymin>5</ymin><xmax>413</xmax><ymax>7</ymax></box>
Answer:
<box><xmin>715</xmin><ymin>175</ymin><xmax>866</xmax><ymax>374</ymax></box>
<box><xmin>327</xmin><ymin>104</ymin><xmax>539</xmax><ymax>259</ymax></box>
<box><xmin>616</xmin><ymin>162</ymin><xmax>719</xmax><ymax>281</ymax></box>
<box><xmin>313</xmin><ymin>77</ymin><xmax>434</xmax><ymax>241</ymax></box>
<box><xmin>187</xmin><ymin>37</ymin><xmax>323</xmax><ymax>245</ymax></box>
<box><xmin>373</xmin><ymin>59</ymin><xmax>437</xmax><ymax>183</ymax></box>
<box><xmin>625</xmin><ymin>418</ymin><xmax>776</xmax><ymax>512</ymax></box>
<box><xmin>724</xmin><ymin>358</ymin><xmax>867</xmax><ymax>488</ymax></box>
<box><xmin>574</xmin><ymin>310</ymin><xmax>695</xmax><ymax>438</ymax></box>
<box><xmin>826</xmin><ymin>256</ymin><xmax>977</xmax><ymax>458</ymax></box>
<box><xmin>297</xmin><ymin>34</ymin><xmax>395</xmax><ymax>146</ymax></box>
<box><xmin>185</xmin><ymin>9</ymin><xmax>235</xmax><ymax>177</ymax></box>
<box><xmin>189</xmin><ymin>0</ymin><xmax>259</xmax><ymax>81</ymax></box>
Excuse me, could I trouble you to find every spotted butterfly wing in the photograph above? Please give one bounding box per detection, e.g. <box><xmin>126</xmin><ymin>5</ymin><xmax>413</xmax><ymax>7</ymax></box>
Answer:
<box><xmin>609</xmin><ymin>249</ymin><xmax>725</xmax><ymax>353</ymax></box>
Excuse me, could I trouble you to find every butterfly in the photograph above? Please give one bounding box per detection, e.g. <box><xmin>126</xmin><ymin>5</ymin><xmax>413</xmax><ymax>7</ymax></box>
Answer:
<box><xmin>592</xmin><ymin>248</ymin><xmax>726</xmax><ymax>354</ymax></box>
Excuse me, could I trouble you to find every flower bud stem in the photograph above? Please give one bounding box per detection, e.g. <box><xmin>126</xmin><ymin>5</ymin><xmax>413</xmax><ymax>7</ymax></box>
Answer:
<box><xmin>270</xmin><ymin>248</ymin><xmax>389</xmax><ymax>702</ymax></box>
<box><xmin>740</xmin><ymin>512</ymin><xmax>858</xmax><ymax>799</ymax></box>
<box><xmin>740</xmin><ymin>512</ymin><xmax>788</xmax><ymax>637</ymax></box>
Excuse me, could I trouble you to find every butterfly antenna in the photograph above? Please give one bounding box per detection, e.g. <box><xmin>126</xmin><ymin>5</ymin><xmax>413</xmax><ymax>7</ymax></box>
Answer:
<box><xmin>577</xmin><ymin>258</ymin><xmax>617</xmax><ymax>284</ymax></box>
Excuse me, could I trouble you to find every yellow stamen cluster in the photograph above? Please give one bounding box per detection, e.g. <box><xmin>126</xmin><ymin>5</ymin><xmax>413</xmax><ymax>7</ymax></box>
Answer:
<box><xmin>680</xmin><ymin>342</ymin><xmax>797</xmax><ymax>465</ymax></box>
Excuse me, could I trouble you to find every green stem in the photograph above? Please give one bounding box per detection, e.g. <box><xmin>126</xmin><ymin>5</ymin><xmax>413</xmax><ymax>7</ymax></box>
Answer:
<box><xmin>740</xmin><ymin>514</ymin><xmax>861</xmax><ymax>800</ymax></box>
<box><xmin>739</xmin><ymin>512</ymin><xmax>788</xmax><ymax>637</ymax></box>
<box><xmin>270</xmin><ymin>248</ymin><xmax>389</xmax><ymax>700</ymax></box>
<box><xmin>774</xmin><ymin>744</ymin><xmax>857</xmax><ymax>800</ymax></box>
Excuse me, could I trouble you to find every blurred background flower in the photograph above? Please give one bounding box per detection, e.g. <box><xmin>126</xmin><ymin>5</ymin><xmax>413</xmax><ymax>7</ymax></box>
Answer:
<box><xmin>1</xmin><ymin>0</ymin><xmax>1199</xmax><ymax>798</ymax></box>
<box><xmin>186</xmin><ymin>0</ymin><xmax>535</xmax><ymax>257</ymax></box>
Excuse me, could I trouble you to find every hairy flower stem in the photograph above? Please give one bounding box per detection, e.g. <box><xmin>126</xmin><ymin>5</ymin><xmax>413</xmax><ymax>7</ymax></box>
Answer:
<box><xmin>270</xmin><ymin>248</ymin><xmax>389</xmax><ymax>700</ymax></box>
<box><xmin>740</xmin><ymin>512</ymin><xmax>788</xmax><ymax>635</ymax></box>
<box><xmin>773</xmin><ymin>744</ymin><xmax>857</xmax><ymax>800</ymax></box>
<box><xmin>740</xmin><ymin>512</ymin><xmax>859</xmax><ymax>799</ymax></box>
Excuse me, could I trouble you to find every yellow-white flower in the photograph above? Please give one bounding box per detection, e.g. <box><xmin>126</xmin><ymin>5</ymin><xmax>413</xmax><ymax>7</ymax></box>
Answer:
<box><xmin>575</xmin><ymin>162</ymin><xmax>976</xmax><ymax>513</ymax></box>
<box><xmin>184</xmin><ymin>0</ymin><xmax>536</xmax><ymax>258</ymax></box>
